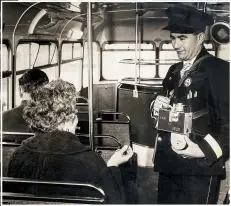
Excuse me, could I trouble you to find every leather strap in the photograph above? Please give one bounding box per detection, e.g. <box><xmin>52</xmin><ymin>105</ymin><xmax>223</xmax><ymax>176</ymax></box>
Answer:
<box><xmin>178</xmin><ymin>54</ymin><xmax>211</xmax><ymax>88</ymax></box>
<box><xmin>170</xmin><ymin>54</ymin><xmax>211</xmax><ymax>99</ymax></box>
<box><xmin>192</xmin><ymin>108</ymin><xmax>208</xmax><ymax>119</ymax></box>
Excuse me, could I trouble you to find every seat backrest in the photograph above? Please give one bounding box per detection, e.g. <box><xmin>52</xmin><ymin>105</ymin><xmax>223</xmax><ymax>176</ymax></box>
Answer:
<box><xmin>94</xmin><ymin>111</ymin><xmax>131</xmax><ymax>147</ymax></box>
<box><xmin>77</xmin><ymin>111</ymin><xmax>131</xmax><ymax>147</ymax></box>
<box><xmin>2</xmin><ymin>177</ymin><xmax>105</xmax><ymax>204</ymax></box>
<box><xmin>2</xmin><ymin>132</ymin><xmax>34</xmax><ymax>176</ymax></box>
<box><xmin>2</xmin><ymin>142</ymin><xmax>21</xmax><ymax>176</ymax></box>
<box><xmin>76</xmin><ymin>96</ymin><xmax>89</xmax><ymax>112</ymax></box>
<box><xmin>2</xmin><ymin>131</ymin><xmax>34</xmax><ymax>143</ymax></box>
<box><xmin>76</xmin><ymin>134</ymin><xmax>121</xmax><ymax>162</ymax></box>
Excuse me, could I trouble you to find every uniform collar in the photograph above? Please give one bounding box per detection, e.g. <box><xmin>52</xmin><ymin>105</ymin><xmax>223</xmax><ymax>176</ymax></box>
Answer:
<box><xmin>183</xmin><ymin>55</ymin><xmax>197</xmax><ymax>66</ymax></box>
<box><xmin>183</xmin><ymin>46</ymin><xmax>208</xmax><ymax>66</ymax></box>
<box><xmin>172</xmin><ymin>46</ymin><xmax>209</xmax><ymax>75</ymax></box>
<box><xmin>194</xmin><ymin>46</ymin><xmax>210</xmax><ymax>62</ymax></box>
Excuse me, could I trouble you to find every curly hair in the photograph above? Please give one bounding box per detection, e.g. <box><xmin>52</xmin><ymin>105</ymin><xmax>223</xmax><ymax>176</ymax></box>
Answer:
<box><xmin>23</xmin><ymin>79</ymin><xmax>79</xmax><ymax>132</ymax></box>
<box><xmin>19</xmin><ymin>69</ymin><xmax>49</xmax><ymax>94</ymax></box>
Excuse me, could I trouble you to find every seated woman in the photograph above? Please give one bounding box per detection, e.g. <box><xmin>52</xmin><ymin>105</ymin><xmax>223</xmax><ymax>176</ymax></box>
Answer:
<box><xmin>7</xmin><ymin>79</ymin><xmax>135</xmax><ymax>204</ymax></box>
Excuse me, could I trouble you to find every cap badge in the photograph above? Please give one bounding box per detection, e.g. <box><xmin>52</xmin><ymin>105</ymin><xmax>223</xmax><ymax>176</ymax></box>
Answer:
<box><xmin>184</xmin><ymin>77</ymin><xmax>192</xmax><ymax>87</ymax></box>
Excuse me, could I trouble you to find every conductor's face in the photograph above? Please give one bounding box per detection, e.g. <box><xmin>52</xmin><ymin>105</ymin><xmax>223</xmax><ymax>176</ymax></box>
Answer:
<box><xmin>170</xmin><ymin>32</ymin><xmax>202</xmax><ymax>61</ymax></box>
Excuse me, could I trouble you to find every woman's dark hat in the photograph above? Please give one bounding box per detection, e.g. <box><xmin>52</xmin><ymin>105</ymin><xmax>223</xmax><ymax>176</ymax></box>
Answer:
<box><xmin>163</xmin><ymin>4</ymin><xmax>214</xmax><ymax>33</ymax></box>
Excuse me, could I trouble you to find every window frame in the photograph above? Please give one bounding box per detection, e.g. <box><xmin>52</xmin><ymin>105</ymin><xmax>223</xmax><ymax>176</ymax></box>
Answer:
<box><xmin>2</xmin><ymin>39</ymin><xmax>12</xmax><ymax>110</ymax></box>
<box><xmin>60</xmin><ymin>40</ymin><xmax>84</xmax><ymax>91</ymax></box>
<box><xmin>16</xmin><ymin>39</ymin><xmax>59</xmax><ymax>73</ymax></box>
<box><xmin>101</xmin><ymin>41</ymin><xmax>156</xmax><ymax>81</ymax></box>
<box><xmin>82</xmin><ymin>41</ymin><xmax>101</xmax><ymax>87</ymax></box>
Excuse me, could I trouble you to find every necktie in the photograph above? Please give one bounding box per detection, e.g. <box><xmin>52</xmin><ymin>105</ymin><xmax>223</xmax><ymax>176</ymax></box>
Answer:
<box><xmin>180</xmin><ymin>62</ymin><xmax>192</xmax><ymax>77</ymax></box>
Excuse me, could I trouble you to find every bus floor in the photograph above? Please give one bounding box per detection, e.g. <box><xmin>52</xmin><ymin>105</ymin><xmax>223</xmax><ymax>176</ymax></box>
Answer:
<box><xmin>136</xmin><ymin>168</ymin><xmax>158</xmax><ymax>204</ymax></box>
<box><xmin>136</xmin><ymin>164</ymin><xmax>230</xmax><ymax>204</ymax></box>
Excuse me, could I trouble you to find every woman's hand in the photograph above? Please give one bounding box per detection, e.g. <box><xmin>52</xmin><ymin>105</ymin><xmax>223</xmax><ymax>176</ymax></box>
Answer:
<box><xmin>107</xmin><ymin>145</ymin><xmax>133</xmax><ymax>167</ymax></box>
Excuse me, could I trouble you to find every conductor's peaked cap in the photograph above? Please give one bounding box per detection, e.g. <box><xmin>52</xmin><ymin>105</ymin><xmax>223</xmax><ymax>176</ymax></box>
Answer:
<box><xmin>162</xmin><ymin>3</ymin><xmax>214</xmax><ymax>34</ymax></box>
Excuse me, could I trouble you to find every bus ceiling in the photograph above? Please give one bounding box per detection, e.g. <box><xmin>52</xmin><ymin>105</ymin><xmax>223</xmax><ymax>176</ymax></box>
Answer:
<box><xmin>2</xmin><ymin>2</ymin><xmax>230</xmax><ymax>44</ymax></box>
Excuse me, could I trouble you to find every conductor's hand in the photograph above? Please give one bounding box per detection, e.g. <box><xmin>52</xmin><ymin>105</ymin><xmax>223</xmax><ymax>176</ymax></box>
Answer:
<box><xmin>152</xmin><ymin>95</ymin><xmax>172</xmax><ymax>118</ymax></box>
<box><xmin>155</xmin><ymin>95</ymin><xmax>171</xmax><ymax>109</ymax></box>
<box><xmin>171</xmin><ymin>135</ymin><xmax>205</xmax><ymax>159</ymax></box>
<box><xmin>107</xmin><ymin>145</ymin><xmax>133</xmax><ymax>167</ymax></box>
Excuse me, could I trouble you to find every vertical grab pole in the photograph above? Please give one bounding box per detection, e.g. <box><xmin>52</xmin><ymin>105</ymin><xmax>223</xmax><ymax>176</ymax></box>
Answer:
<box><xmin>138</xmin><ymin>3</ymin><xmax>141</xmax><ymax>84</ymax></box>
<box><xmin>203</xmin><ymin>2</ymin><xmax>207</xmax><ymax>13</ymax></box>
<box><xmin>134</xmin><ymin>2</ymin><xmax>138</xmax><ymax>95</ymax></box>
<box><xmin>57</xmin><ymin>41</ymin><xmax>62</xmax><ymax>79</ymax></box>
<box><xmin>87</xmin><ymin>2</ymin><xmax>95</xmax><ymax>151</ymax></box>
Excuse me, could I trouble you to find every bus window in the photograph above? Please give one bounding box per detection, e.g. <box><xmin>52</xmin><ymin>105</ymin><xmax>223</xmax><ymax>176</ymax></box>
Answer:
<box><xmin>73</xmin><ymin>43</ymin><xmax>82</xmax><ymax>58</ymax></box>
<box><xmin>32</xmin><ymin>44</ymin><xmax>49</xmax><ymax>67</ymax></box>
<box><xmin>159</xmin><ymin>42</ymin><xmax>180</xmax><ymax>79</ymax></box>
<box><xmin>30</xmin><ymin>43</ymin><xmax>57</xmax><ymax>81</ymax></box>
<box><xmin>41</xmin><ymin>43</ymin><xmax>58</xmax><ymax>84</ymax></box>
<box><xmin>50</xmin><ymin>43</ymin><xmax>58</xmax><ymax>64</ymax></box>
<box><xmin>2</xmin><ymin>44</ymin><xmax>11</xmax><ymax>111</ymax></box>
<box><xmin>16</xmin><ymin>44</ymin><xmax>30</xmax><ymax>71</ymax></box>
<box><xmin>15</xmin><ymin>74</ymin><xmax>22</xmax><ymax>106</ymax></box>
<box><xmin>60</xmin><ymin>42</ymin><xmax>83</xmax><ymax>92</ymax></box>
<box><xmin>62</xmin><ymin>43</ymin><xmax>73</xmax><ymax>60</ymax></box>
<box><xmin>102</xmin><ymin>42</ymin><xmax>156</xmax><ymax>80</ymax></box>
<box><xmin>204</xmin><ymin>42</ymin><xmax>216</xmax><ymax>56</ymax></box>
<box><xmin>83</xmin><ymin>42</ymin><xmax>100</xmax><ymax>88</ymax></box>
<box><xmin>15</xmin><ymin>42</ymin><xmax>58</xmax><ymax>106</ymax></box>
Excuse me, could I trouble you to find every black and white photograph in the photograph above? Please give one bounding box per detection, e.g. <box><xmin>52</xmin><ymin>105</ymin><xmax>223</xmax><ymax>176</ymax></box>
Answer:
<box><xmin>1</xmin><ymin>1</ymin><xmax>230</xmax><ymax>204</ymax></box>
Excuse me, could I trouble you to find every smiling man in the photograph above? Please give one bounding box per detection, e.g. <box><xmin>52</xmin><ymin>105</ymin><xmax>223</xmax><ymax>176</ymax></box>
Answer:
<box><xmin>151</xmin><ymin>3</ymin><xmax>230</xmax><ymax>204</ymax></box>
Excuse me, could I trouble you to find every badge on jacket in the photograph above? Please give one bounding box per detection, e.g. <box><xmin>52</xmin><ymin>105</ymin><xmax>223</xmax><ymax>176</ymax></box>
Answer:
<box><xmin>184</xmin><ymin>77</ymin><xmax>192</xmax><ymax>87</ymax></box>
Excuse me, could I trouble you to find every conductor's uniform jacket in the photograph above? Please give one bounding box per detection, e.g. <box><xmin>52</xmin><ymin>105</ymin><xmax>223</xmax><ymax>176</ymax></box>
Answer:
<box><xmin>154</xmin><ymin>47</ymin><xmax>229</xmax><ymax>175</ymax></box>
<box><xmin>153</xmin><ymin>47</ymin><xmax>229</xmax><ymax>204</ymax></box>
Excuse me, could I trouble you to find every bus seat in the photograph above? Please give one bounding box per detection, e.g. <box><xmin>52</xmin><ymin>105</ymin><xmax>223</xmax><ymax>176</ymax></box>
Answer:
<box><xmin>3</xmin><ymin>131</ymin><xmax>34</xmax><ymax>143</ymax></box>
<box><xmin>95</xmin><ymin>135</ymin><xmax>122</xmax><ymax>162</ymax></box>
<box><xmin>117</xmin><ymin>84</ymin><xmax>159</xmax><ymax>148</ymax></box>
<box><xmin>76</xmin><ymin>96</ymin><xmax>89</xmax><ymax>112</ymax></box>
<box><xmin>94</xmin><ymin>111</ymin><xmax>131</xmax><ymax>147</ymax></box>
<box><xmin>2</xmin><ymin>177</ymin><xmax>105</xmax><ymax>204</ymax></box>
<box><xmin>77</xmin><ymin>111</ymin><xmax>90</xmax><ymax>133</ymax></box>
<box><xmin>76</xmin><ymin>134</ymin><xmax>122</xmax><ymax>162</ymax></box>
<box><xmin>77</xmin><ymin>134</ymin><xmax>121</xmax><ymax>148</ymax></box>
<box><xmin>2</xmin><ymin>142</ymin><xmax>21</xmax><ymax>177</ymax></box>
<box><xmin>2</xmin><ymin>132</ymin><xmax>34</xmax><ymax>176</ymax></box>
<box><xmin>77</xmin><ymin>111</ymin><xmax>131</xmax><ymax>147</ymax></box>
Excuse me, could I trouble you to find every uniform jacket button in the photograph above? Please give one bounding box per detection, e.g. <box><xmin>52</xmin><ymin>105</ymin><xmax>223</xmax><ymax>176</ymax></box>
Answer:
<box><xmin>158</xmin><ymin>137</ymin><xmax>162</xmax><ymax>142</ymax></box>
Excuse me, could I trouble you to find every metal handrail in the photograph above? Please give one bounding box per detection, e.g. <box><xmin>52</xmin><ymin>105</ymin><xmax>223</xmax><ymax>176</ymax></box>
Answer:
<box><xmin>3</xmin><ymin>177</ymin><xmax>104</xmax><ymax>192</ymax></box>
<box><xmin>77</xmin><ymin>96</ymin><xmax>89</xmax><ymax>103</ymax></box>
<box><xmin>77</xmin><ymin>134</ymin><xmax>122</xmax><ymax>149</ymax></box>
<box><xmin>118</xmin><ymin>81</ymin><xmax>163</xmax><ymax>88</ymax></box>
<box><xmin>2</xmin><ymin>132</ymin><xmax>34</xmax><ymax>136</ymax></box>
<box><xmin>12</xmin><ymin>2</ymin><xmax>40</xmax><ymax>54</ymax></box>
<box><xmin>3</xmin><ymin>177</ymin><xmax>105</xmax><ymax>203</ymax></box>
<box><xmin>3</xmin><ymin>193</ymin><xmax>104</xmax><ymax>203</ymax></box>
<box><xmin>2</xmin><ymin>142</ymin><xmax>21</xmax><ymax>147</ymax></box>
<box><xmin>87</xmin><ymin>3</ymin><xmax>94</xmax><ymax>152</ymax></box>
<box><xmin>96</xmin><ymin>111</ymin><xmax>131</xmax><ymax>122</ymax></box>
